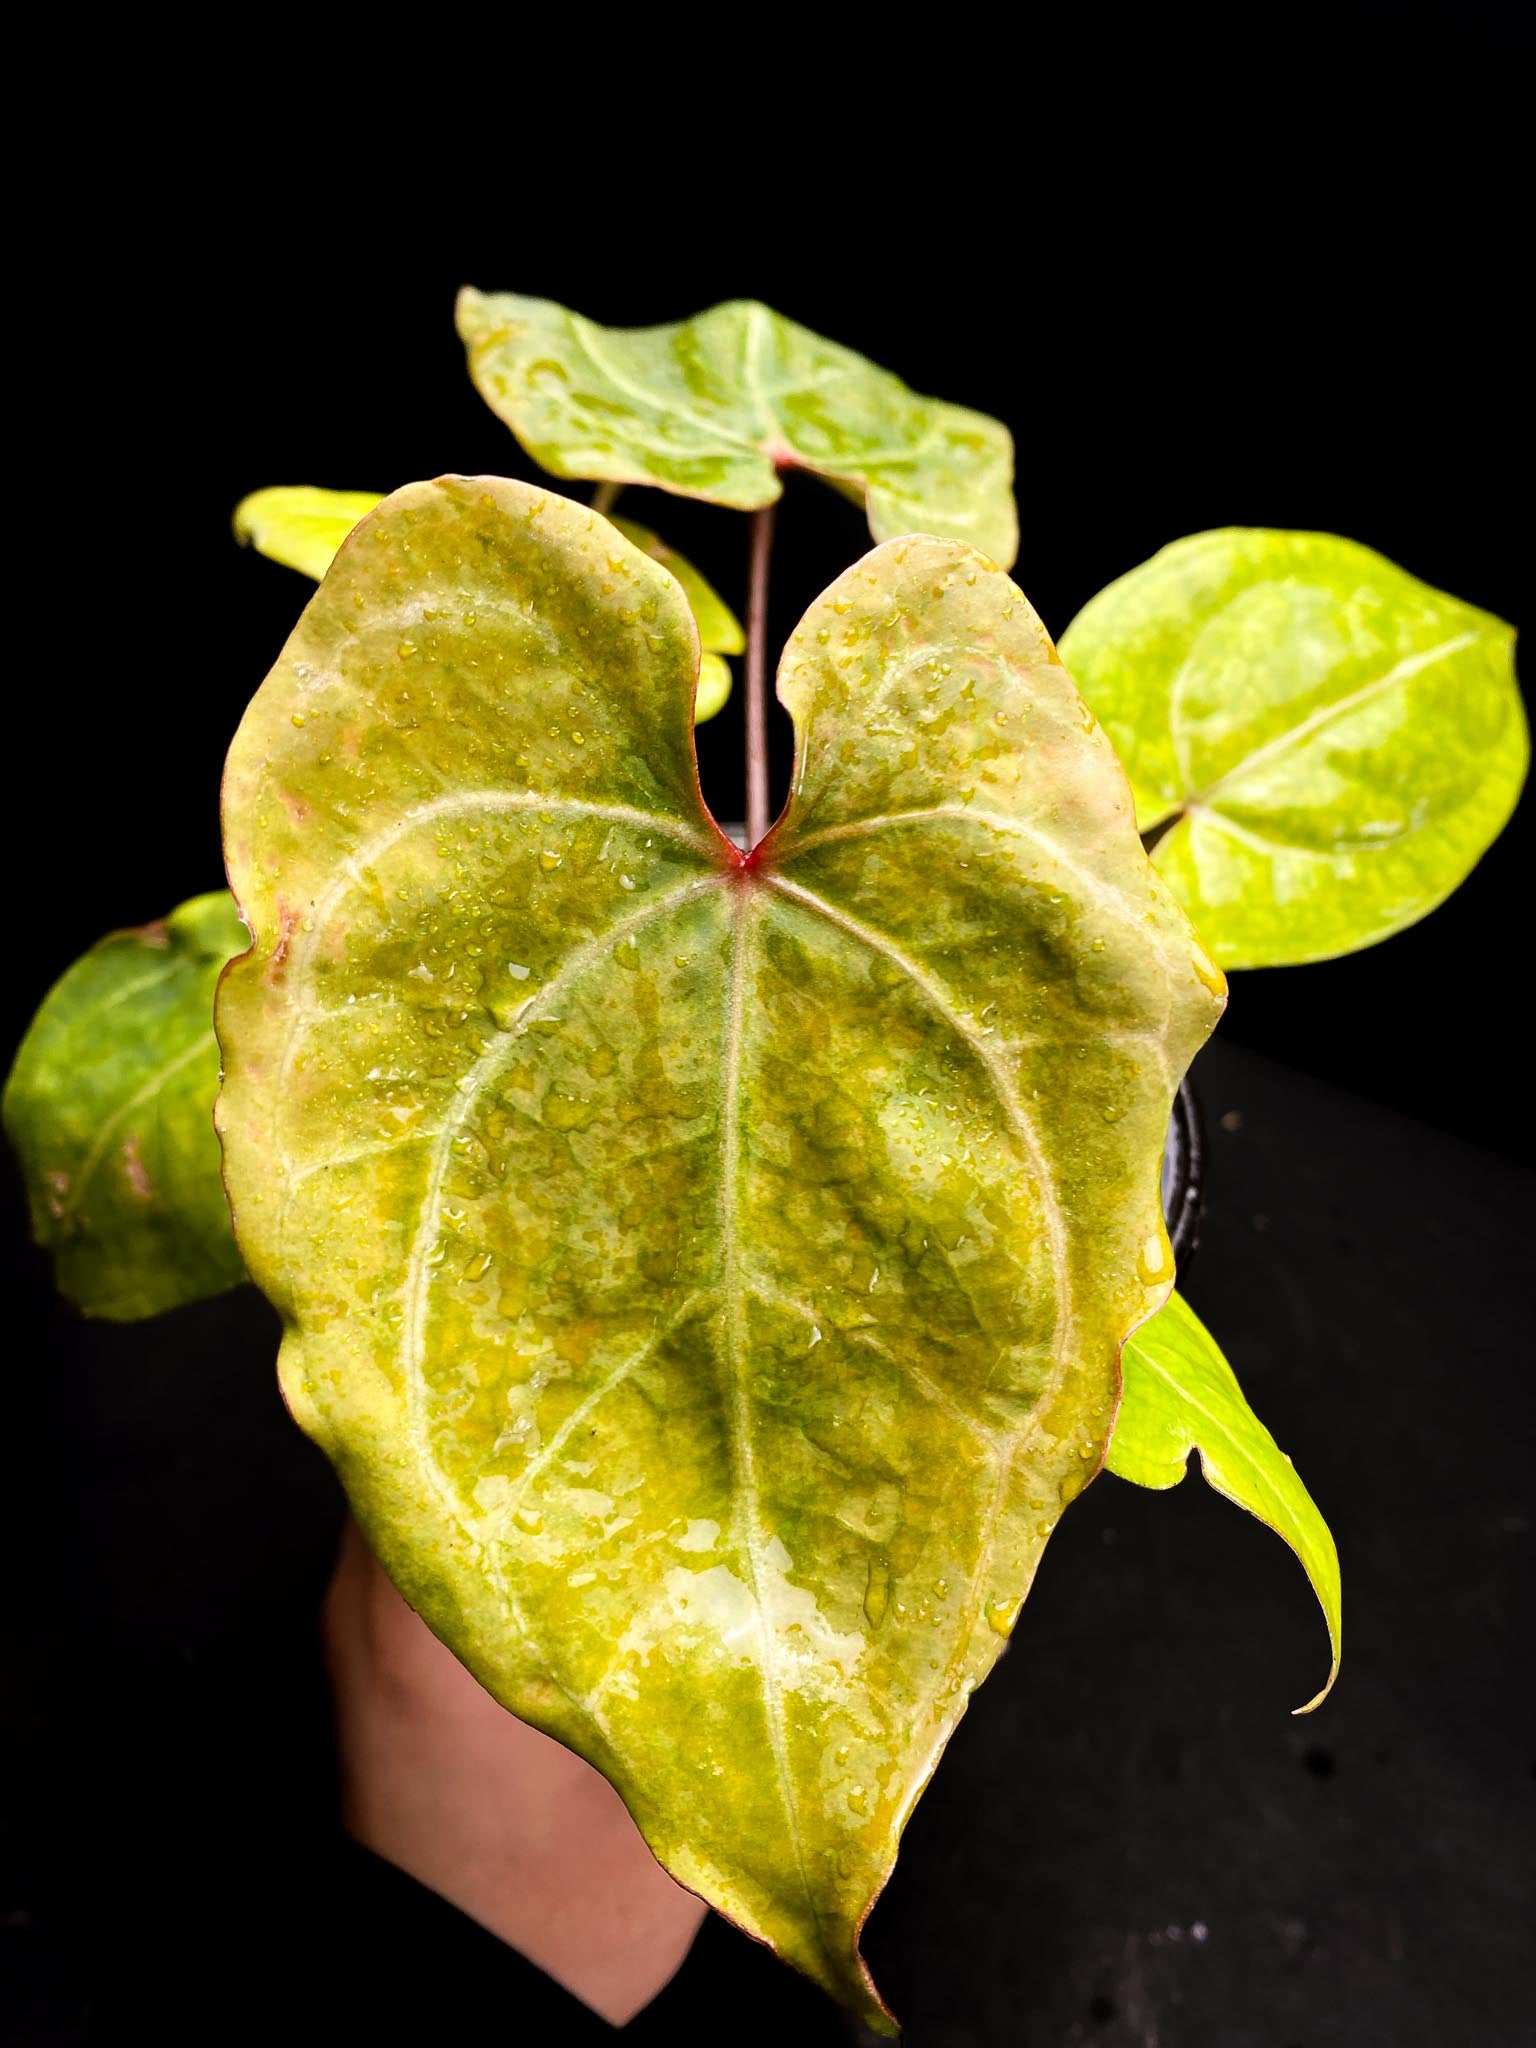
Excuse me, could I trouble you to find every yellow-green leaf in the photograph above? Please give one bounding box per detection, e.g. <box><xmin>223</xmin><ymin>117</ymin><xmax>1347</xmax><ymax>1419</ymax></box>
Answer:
<box><xmin>1059</xmin><ymin>529</ymin><xmax>1527</xmax><ymax>967</ymax></box>
<box><xmin>4</xmin><ymin>892</ymin><xmax>249</xmax><ymax>1319</ymax></box>
<box><xmin>234</xmin><ymin>486</ymin><xmax>385</xmax><ymax>580</ymax></box>
<box><xmin>216</xmin><ymin>478</ymin><xmax>1221</xmax><ymax>2028</ymax></box>
<box><xmin>235</xmin><ymin>489</ymin><xmax>742</xmax><ymax>723</ymax></box>
<box><xmin>613</xmin><ymin>517</ymin><xmax>740</xmax><ymax>721</ymax></box>
<box><xmin>612</xmin><ymin>517</ymin><xmax>743</xmax><ymax>655</ymax></box>
<box><xmin>457</xmin><ymin>289</ymin><xmax>1019</xmax><ymax>567</ymax></box>
<box><xmin>1110</xmin><ymin>1290</ymin><xmax>1340</xmax><ymax>1713</ymax></box>
<box><xmin>694</xmin><ymin>651</ymin><xmax>733</xmax><ymax>723</ymax></box>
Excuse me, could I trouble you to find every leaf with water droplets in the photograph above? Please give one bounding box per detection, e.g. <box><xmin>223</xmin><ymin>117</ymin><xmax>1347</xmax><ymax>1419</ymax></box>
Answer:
<box><xmin>457</xmin><ymin>289</ymin><xmax>1018</xmax><ymax>566</ymax></box>
<box><xmin>1060</xmin><ymin>530</ymin><xmax>1526</xmax><ymax>967</ymax></box>
<box><xmin>216</xmin><ymin>478</ymin><xmax>1221</xmax><ymax>2027</ymax></box>
<box><xmin>4</xmin><ymin>892</ymin><xmax>249</xmax><ymax>1318</ymax></box>
<box><xmin>1110</xmin><ymin>1289</ymin><xmax>1341</xmax><ymax>1711</ymax></box>
<box><xmin>235</xmin><ymin>488</ymin><xmax>743</xmax><ymax>722</ymax></box>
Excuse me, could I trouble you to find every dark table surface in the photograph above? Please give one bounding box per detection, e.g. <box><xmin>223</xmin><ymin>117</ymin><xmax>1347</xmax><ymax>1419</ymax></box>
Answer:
<box><xmin>4</xmin><ymin>1038</ymin><xmax>1531</xmax><ymax>2047</ymax></box>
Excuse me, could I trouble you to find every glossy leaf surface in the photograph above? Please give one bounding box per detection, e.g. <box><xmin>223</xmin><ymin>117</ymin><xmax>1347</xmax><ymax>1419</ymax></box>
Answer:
<box><xmin>235</xmin><ymin>489</ymin><xmax>741</xmax><ymax>722</ymax></box>
<box><xmin>457</xmin><ymin>289</ymin><xmax>1018</xmax><ymax>567</ymax></box>
<box><xmin>1059</xmin><ymin>530</ymin><xmax>1527</xmax><ymax>967</ymax></box>
<box><xmin>217</xmin><ymin>478</ymin><xmax>1221</xmax><ymax>2025</ymax></box>
<box><xmin>1111</xmin><ymin>1289</ymin><xmax>1340</xmax><ymax>1711</ymax></box>
<box><xmin>235</xmin><ymin>486</ymin><xmax>385</xmax><ymax>580</ymax></box>
<box><xmin>4</xmin><ymin>892</ymin><xmax>248</xmax><ymax>1318</ymax></box>
<box><xmin>612</xmin><ymin>516</ymin><xmax>739</xmax><ymax>720</ymax></box>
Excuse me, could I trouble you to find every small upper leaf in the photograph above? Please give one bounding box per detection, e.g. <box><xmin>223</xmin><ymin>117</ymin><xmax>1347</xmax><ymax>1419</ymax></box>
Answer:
<box><xmin>1059</xmin><ymin>530</ymin><xmax>1527</xmax><ymax>967</ymax></box>
<box><xmin>235</xmin><ymin>488</ymin><xmax>742</xmax><ymax>722</ymax></box>
<box><xmin>1110</xmin><ymin>1289</ymin><xmax>1340</xmax><ymax>1711</ymax></box>
<box><xmin>457</xmin><ymin>289</ymin><xmax>1019</xmax><ymax>567</ymax></box>
<box><xmin>216</xmin><ymin>478</ymin><xmax>1220</xmax><ymax>2027</ymax></box>
<box><xmin>612</xmin><ymin>516</ymin><xmax>739</xmax><ymax>720</ymax></box>
<box><xmin>4</xmin><ymin>892</ymin><xmax>249</xmax><ymax>1318</ymax></box>
<box><xmin>234</xmin><ymin>486</ymin><xmax>385</xmax><ymax>580</ymax></box>
<box><xmin>612</xmin><ymin>517</ymin><xmax>743</xmax><ymax>656</ymax></box>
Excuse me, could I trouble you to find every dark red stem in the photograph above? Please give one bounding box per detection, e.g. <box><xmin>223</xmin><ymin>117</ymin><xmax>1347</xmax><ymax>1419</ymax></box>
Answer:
<box><xmin>744</xmin><ymin>503</ymin><xmax>776</xmax><ymax>848</ymax></box>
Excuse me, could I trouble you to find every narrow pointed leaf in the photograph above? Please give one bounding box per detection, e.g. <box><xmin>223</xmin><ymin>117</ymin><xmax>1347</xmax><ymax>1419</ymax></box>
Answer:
<box><xmin>1110</xmin><ymin>1289</ymin><xmax>1340</xmax><ymax>1711</ymax></box>
<box><xmin>235</xmin><ymin>489</ymin><xmax>741</xmax><ymax>722</ymax></box>
<box><xmin>216</xmin><ymin>479</ymin><xmax>1221</xmax><ymax>2026</ymax></box>
<box><xmin>457</xmin><ymin>289</ymin><xmax>1019</xmax><ymax>567</ymax></box>
<box><xmin>4</xmin><ymin>892</ymin><xmax>249</xmax><ymax>1318</ymax></box>
<box><xmin>1059</xmin><ymin>529</ymin><xmax>1527</xmax><ymax>967</ymax></box>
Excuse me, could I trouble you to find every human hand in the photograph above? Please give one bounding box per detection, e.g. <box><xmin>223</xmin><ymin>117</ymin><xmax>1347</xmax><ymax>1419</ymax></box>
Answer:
<box><xmin>322</xmin><ymin>1517</ymin><xmax>708</xmax><ymax>2025</ymax></box>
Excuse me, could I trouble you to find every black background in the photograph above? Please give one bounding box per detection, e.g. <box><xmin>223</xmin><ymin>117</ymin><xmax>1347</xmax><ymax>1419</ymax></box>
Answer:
<box><xmin>8</xmin><ymin>25</ymin><xmax>1531</xmax><ymax>1160</ymax></box>
<box><xmin>6</xmin><ymin>16</ymin><xmax>1532</xmax><ymax>2045</ymax></box>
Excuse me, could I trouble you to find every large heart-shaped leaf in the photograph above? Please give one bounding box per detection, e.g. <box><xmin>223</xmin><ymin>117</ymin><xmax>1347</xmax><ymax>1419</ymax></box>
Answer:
<box><xmin>1059</xmin><ymin>530</ymin><xmax>1527</xmax><ymax>967</ymax></box>
<box><xmin>216</xmin><ymin>478</ymin><xmax>1221</xmax><ymax>2026</ymax></box>
<box><xmin>2</xmin><ymin>502</ymin><xmax>740</xmax><ymax>1324</ymax></box>
<box><xmin>234</xmin><ymin>486</ymin><xmax>743</xmax><ymax>722</ymax></box>
<box><xmin>1110</xmin><ymin>1290</ymin><xmax>1340</xmax><ymax>1711</ymax></box>
<box><xmin>456</xmin><ymin>289</ymin><xmax>1019</xmax><ymax>567</ymax></box>
<box><xmin>4</xmin><ymin>892</ymin><xmax>249</xmax><ymax>1317</ymax></box>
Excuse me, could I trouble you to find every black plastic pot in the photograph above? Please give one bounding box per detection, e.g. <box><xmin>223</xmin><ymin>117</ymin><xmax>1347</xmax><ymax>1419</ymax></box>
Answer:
<box><xmin>1162</xmin><ymin>1078</ymin><xmax>1205</xmax><ymax>1270</ymax></box>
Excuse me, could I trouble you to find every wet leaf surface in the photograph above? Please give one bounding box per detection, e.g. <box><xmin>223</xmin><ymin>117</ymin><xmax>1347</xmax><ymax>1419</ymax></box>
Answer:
<box><xmin>216</xmin><ymin>477</ymin><xmax>1221</xmax><ymax>2025</ymax></box>
<box><xmin>1060</xmin><ymin>530</ymin><xmax>1526</xmax><ymax>966</ymax></box>
<box><xmin>457</xmin><ymin>290</ymin><xmax>1018</xmax><ymax>566</ymax></box>
<box><xmin>5</xmin><ymin>892</ymin><xmax>249</xmax><ymax>1317</ymax></box>
<box><xmin>235</xmin><ymin>488</ymin><xmax>742</xmax><ymax>722</ymax></box>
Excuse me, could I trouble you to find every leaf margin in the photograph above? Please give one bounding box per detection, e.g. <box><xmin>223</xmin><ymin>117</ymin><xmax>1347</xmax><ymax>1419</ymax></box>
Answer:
<box><xmin>1059</xmin><ymin>526</ymin><xmax>1527</xmax><ymax>969</ymax></box>
<box><xmin>1110</xmin><ymin>1287</ymin><xmax>1341</xmax><ymax>1713</ymax></box>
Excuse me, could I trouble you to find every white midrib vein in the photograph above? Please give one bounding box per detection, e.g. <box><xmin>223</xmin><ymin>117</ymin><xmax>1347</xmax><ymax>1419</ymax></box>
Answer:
<box><xmin>784</xmin><ymin>805</ymin><xmax>1178</xmax><ymax>1074</ymax></box>
<box><xmin>269</xmin><ymin>791</ymin><xmax>717</xmax><ymax>1249</ymax></box>
<box><xmin>715</xmin><ymin>888</ymin><xmax>831</xmax><ymax>1964</ymax></box>
<box><xmin>399</xmin><ymin>870</ymin><xmax>725</xmax><ymax>1487</ymax></box>
<box><xmin>788</xmin><ymin>805</ymin><xmax>1147</xmax><ymax>934</ymax></box>
<box><xmin>384</xmin><ymin>869</ymin><xmax>724</xmax><ymax>1738</ymax></box>
<box><xmin>569</xmin><ymin>304</ymin><xmax>983</xmax><ymax>492</ymax></box>
<box><xmin>305</xmin><ymin>839</ymin><xmax>1089</xmax><ymax>1892</ymax></box>
<box><xmin>761</xmin><ymin>872</ymin><xmax>1078</xmax><ymax>1751</ymax></box>
<box><xmin>1173</xmin><ymin>629</ymin><xmax>1481</xmax><ymax>816</ymax></box>
<box><xmin>572</xmin><ymin>315</ymin><xmax>750</xmax><ymax>458</ymax></box>
<box><xmin>61</xmin><ymin>1028</ymin><xmax>216</xmax><ymax>1221</ymax></box>
<box><xmin>498</xmin><ymin>1291</ymin><xmax>710</xmax><ymax>1539</ymax></box>
<box><xmin>1185</xmin><ymin>807</ymin><xmax>1351</xmax><ymax>864</ymax></box>
<box><xmin>762</xmin><ymin>875</ymin><xmax>1072</xmax><ymax>1320</ymax></box>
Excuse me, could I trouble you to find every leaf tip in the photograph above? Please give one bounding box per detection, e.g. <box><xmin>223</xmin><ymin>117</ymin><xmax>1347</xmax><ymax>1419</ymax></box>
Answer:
<box><xmin>1291</xmin><ymin>1659</ymin><xmax>1341</xmax><ymax>1717</ymax></box>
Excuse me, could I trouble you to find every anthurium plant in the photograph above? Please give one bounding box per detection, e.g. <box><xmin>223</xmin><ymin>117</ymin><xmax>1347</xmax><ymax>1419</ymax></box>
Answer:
<box><xmin>5</xmin><ymin>292</ymin><xmax>1525</xmax><ymax>2033</ymax></box>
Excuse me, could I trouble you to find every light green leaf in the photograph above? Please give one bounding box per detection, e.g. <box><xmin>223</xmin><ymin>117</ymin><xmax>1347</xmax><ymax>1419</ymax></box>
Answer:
<box><xmin>234</xmin><ymin>486</ymin><xmax>385</xmax><ymax>580</ymax></box>
<box><xmin>1059</xmin><ymin>530</ymin><xmax>1527</xmax><ymax>967</ymax></box>
<box><xmin>4</xmin><ymin>892</ymin><xmax>249</xmax><ymax>1318</ymax></box>
<box><xmin>613</xmin><ymin>516</ymin><xmax>740</xmax><ymax>722</ymax></box>
<box><xmin>235</xmin><ymin>490</ymin><xmax>742</xmax><ymax>723</ymax></box>
<box><xmin>216</xmin><ymin>478</ymin><xmax>1221</xmax><ymax>2027</ymax></box>
<box><xmin>457</xmin><ymin>289</ymin><xmax>1019</xmax><ymax>567</ymax></box>
<box><xmin>612</xmin><ymin>517</ymin><xmax>743</xmax><ymax>655</ymax></box>
<box><xmin>1110</xmin><ymin>1290</ymin><xmax>1340</xmax><ymax>1713</ymax></box>
<box><xmin>694</xmin><ymin>652</ymin><xmax>733</xmax><ymax>723</ymax></box>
